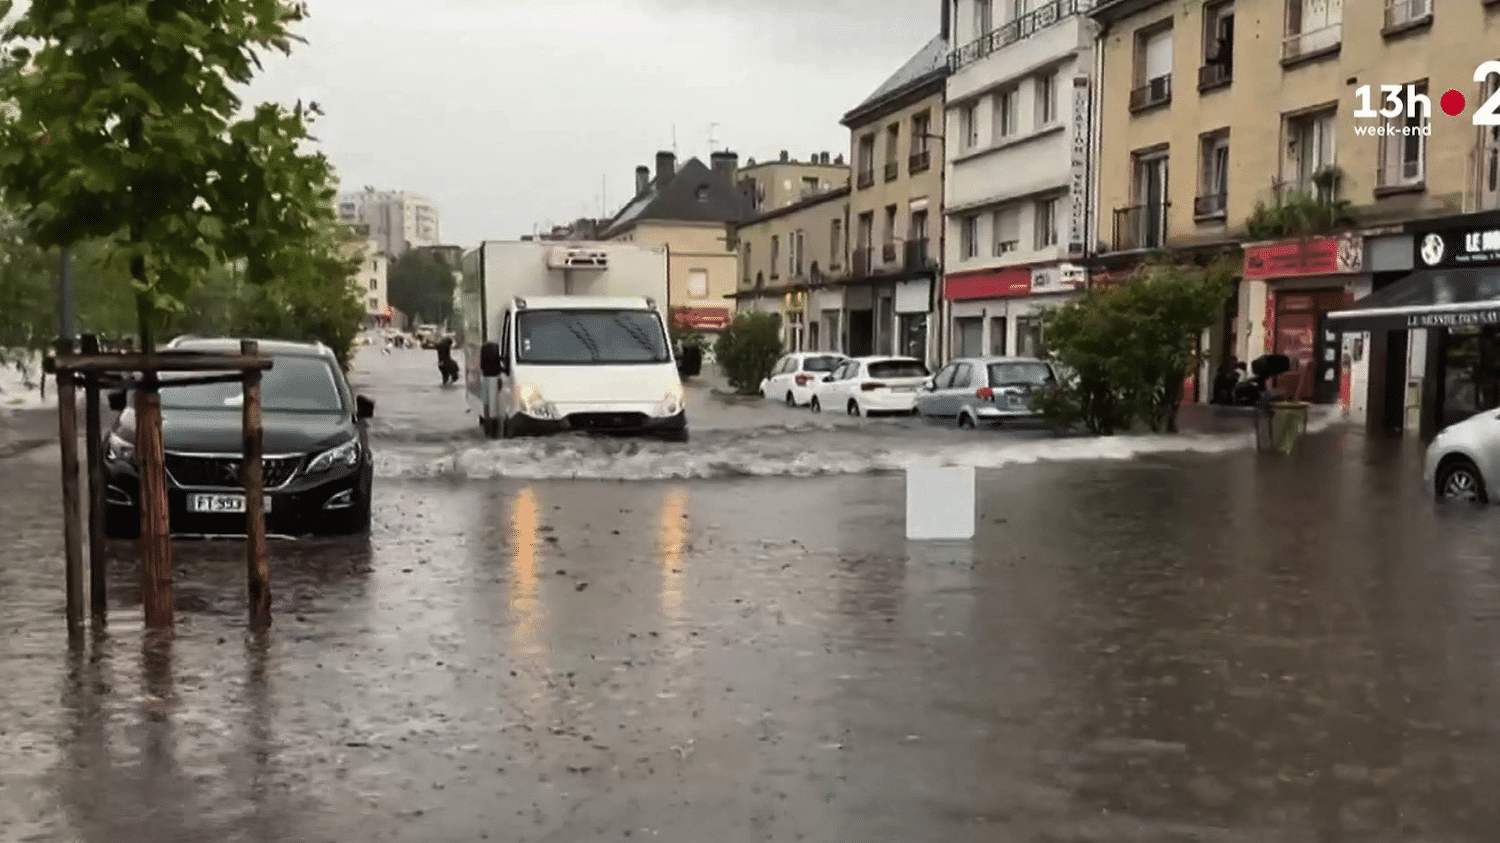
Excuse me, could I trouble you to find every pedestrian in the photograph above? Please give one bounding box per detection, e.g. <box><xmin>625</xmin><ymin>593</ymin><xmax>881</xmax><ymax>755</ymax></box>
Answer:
<box><xmin>435</xmin><ymin>336</ymin><xmax>458</xmax><ymax>385</ymax></box>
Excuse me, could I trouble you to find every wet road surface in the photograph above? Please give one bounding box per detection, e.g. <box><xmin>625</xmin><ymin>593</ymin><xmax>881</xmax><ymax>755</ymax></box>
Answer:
<box><xmin>4</xmin><ymin>345</ymin><xmax>1500</xmax><ymax>841</ymax></box>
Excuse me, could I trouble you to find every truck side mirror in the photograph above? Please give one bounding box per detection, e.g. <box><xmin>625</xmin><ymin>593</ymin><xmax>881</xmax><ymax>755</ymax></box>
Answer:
<box><xmin>355</xmin><ymin>395</ymin><xmax>375</xmax><ymax>419</ymax></box>
<box><xmin>107</xmin><ymin>390</ymin><xmax>127</xmax><ymax>411</ymax></box>
<box><xmin>479</xmin><ymin>341</ymin><xmax>505</xmax><ymax>377</ymax></box>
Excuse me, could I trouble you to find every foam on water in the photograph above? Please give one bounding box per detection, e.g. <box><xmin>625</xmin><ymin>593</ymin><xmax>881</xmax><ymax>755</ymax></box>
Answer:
<box><xmin>373</xmin><ymin>407</ymin><xmax>1342</xmax><ymax>482</ymax></box>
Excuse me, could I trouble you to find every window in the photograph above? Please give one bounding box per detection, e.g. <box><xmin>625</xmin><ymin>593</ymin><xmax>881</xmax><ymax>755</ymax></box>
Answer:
<box><xmin>885</xmin><ymin>124</ymin><xmax>900</xmax><ymax>161</ymax></box>
<box><xmin>1200</xmin><ymin>2</ymin><xmax>1234</xmax><ymax>89</ymax></box>
<box><xmin>791</xmin><ymin>231</ymin><xmax>805</xmax><ymax>277</ymax></box>
<box><xmin>857</xmin><ymin>212</ymin><xmax>874</xmax><ymax>250</ymax></box>
<box><xmin>368</xmin><ymin>297</ymin><xmax>378</xmax><ymax>310</ymax></box>
<box><xmin>993</xmin><ymin>87</ymin><xmax>1019</xmax><ymax>139</ymax></box>
<box><xmin>1377</xmin><ymin>81</ymin><xmax>1427</xmax><ymax>190</ymax></box>
<box><xmin>1131</xmin><ymin>25</ymin><xmax>1173</xmax><ymax>110</ymax></box>
<box><xmin>883</xmin><ymin>205</ymin><xmax>897</xmax><ymax>244</ymax></box>
<box><xmin>801</xmin><ymin>176</ymin><xmax>820</xmax><ymax>198</ymax></box>
<box><xmin>368</xmin><ymin>279</ymin><xmax>378</xmax><ymax>290</ymax></box>
<box><xmin>992</xmin><ymin>206</ymin><xmax>1020</xmax><ymax>255</ymax></box>
<box><xmin>742</xmin><ymin>243</ymin><xmax>753</xmax><ymax>285</ymax></box>
<box><xmin>989</xmin><ymin>317</ymin><xmax>1008</xmax><ymax>356</ymax></box>
<box><xmin>951</xmin><ymin>363</ymin><xmax>974</xmax><ymax>389</ymax></box>
<box><xmin>770</xmin><ymin>234</ymin><xmax>781</xmax><ymax>278</ymax></box>
<box><xmin>959</xmin><ymin>102</ymin><xmax>979</xmax><ymax>150</ymax></box>
<box><xmin>1284</xmin><ymin>107</ymin><xmax>1336</xmax><ymax>196</ymax></box>
<box><xmin>1014</xmin><ymin>316</ymin><xmax>1044</xmax><ymax>358</ymax></box>
<box><xmin>933</xmin><ymin>362</ymin><xmax>959</xmax><ymax>390</ymax></box>
<box><xmin>161</xmin><ymin>355</ymin><xmax>343</xmax><ymax>412</ymax></box>
<box><xmin>1125</xmin><ymin>150</ymin><xmax>1170</xmax><ymax>250</ymax></box>
<box><xmin>1284</xmin><ymin>0</ymin><xmax>1342</xmax><ymax>59</ymax></box>
<box><xmin>516</xmin><ymin>310</ymin><xmax>670</xmax><ymax>365</ymax></box>
<box><xmin>1481</xmin><ymin>72</ymin><xmax>1499</xmax><ymax>211</ymax></box>
<box><xmin>975</xmin><ymin>0</ymin><xmax>993</xmax><ymax>37</ymax></box>
<box><xmin>1196</xmin><ymin>129</ymin><xmax>1230</xmax><ymax>217</ymax></box>
<box><xmin>1036</xmin><ymin>72</ymin><xmax>1057</xmax><ymax>126</ymax></box>
<box><xmin>830</xmin><ymin>219</ymin><xmax>843</xmax><ymax>268</ymax></box>
<box><xmin>688</xmin><ymin>269</ymin><xmax>709</xmax><ymax>298</ymax></box>
<box><xmin>695</xmin><ymin>184</ymin><xmax>709</xmax><ymax>202</ymax></box>
<box><xmin>857</xmin><ymin>135</ymin><xmax>876</xmax><ymax>187</ymax></box>
<box><xmin>960</xmin><ymin>215</ymin><xmax>980</xmax><ymax>259</ymax></box>
<box><xmin>1033</xmin><ymin>197</ymin><xmax>1058</xmax><ymax>249</ymax></box>
<box><xmin>911</xmin><ymin>111</ymin><xmax>931</xmax><ymax>153</ymax></box>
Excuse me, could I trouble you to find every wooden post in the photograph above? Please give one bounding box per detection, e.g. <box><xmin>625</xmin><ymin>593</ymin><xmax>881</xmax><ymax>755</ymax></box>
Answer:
<box><xmin>241</xmin><ymin>340</ymin><xmax>270</xmax><ymax>628</ymax></box>
<box><xmin>136</xmin><ymin>371</ymin><xmax>173</xmax><ymax>628</ymax></box>
<box><xmin>54</xmin><ymin>338</ymin><xmax>86</xmax><ymax>635</ymax></box>
<box><xmin>80</xmin><ymin>335</ymin><xmax>108</xmax><ymax>621</ymax></box>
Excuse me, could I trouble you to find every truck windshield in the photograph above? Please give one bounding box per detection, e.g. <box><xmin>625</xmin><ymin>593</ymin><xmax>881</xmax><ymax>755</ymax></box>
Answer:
<box><xmin>515</xmin><ymin>309</ymin><xmax>671</xmax><ymax>365</ymax></box>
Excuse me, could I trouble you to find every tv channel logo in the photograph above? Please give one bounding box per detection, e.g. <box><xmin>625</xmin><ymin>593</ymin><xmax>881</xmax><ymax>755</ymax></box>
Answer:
<box><xmin>1352</xmin><ymin>60</ymin><xmax>1500</xmax><ymax>136</ymax></box>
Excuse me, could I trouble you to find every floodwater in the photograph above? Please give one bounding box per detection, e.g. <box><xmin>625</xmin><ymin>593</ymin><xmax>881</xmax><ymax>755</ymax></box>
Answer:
<box><xmin>3</xmin><ymin>345</ymin><xmax>1500</xmax><ymax>842</ymax></box>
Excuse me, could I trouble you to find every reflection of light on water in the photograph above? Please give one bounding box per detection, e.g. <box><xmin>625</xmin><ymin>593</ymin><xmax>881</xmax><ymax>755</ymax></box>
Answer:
<box><xmin>658</xmin><ymin>488</ymin><xmax>689</xmax><ymax>619</ymax></box>
<box><xmin>509</xmin><ymin>488</ymin><xmax>542</xmax><ymax>648</ymax></box>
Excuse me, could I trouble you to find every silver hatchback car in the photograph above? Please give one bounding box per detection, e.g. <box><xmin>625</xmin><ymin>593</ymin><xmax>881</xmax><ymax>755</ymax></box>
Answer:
<box><xmin>917</xmin><ymin>356</ymin><xmax>1059</xmax><ymax>428</ymax></box>
<box><xmin>1425</xmin><ymin>408</ymin><xmax>1500</xmax><ymax>502</ymax></box>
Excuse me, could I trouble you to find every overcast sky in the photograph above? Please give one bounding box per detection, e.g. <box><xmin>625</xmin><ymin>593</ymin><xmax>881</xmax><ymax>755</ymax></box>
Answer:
<box><xmin>241</xmin><ymin>0</ymin><xmax>938</xmax><ymax>245</ymax></box>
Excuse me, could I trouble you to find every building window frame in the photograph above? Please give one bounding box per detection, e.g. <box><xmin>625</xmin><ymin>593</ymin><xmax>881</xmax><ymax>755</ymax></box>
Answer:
<box><xmin>960</xmin><ymin>214</ymin><xmax>980</xmax><ymax>260</ymax></box>
<box><xmin>993</xmin><ymin>85</ymin><xmax>1020</xmax><ymax>140</ymax></box>
<box><xmin>959</xmin><ymin>102</ymin><xmax>980</xmax><ymax>151</ymax></box>
<box><xmin>1035</xmin><ymin>71</ymin><xmax>1058</xmax><ymax>128</ymax></box>
<box><xmin>1375</xmin><ymin>79</ymin><xmax>1429</xmax><ymax>195</ymax></box>
<box><xmin>1033</xmin><ymin>197</ymin><xmax>1058</xmax><ymax>250</ymax></box>
<box><xmin>1282</xmin><ymin>0</ymin><xmax>1343</xmax><ymax>67</ymax></box>
<box><xmin>1195</xmin><ymin>128</ymin><xmax>1230</xmax><ymax>220</ymax></box>
<box><xmin>1281</xmin><ymin>104</ymin><xmax>1338</xmax><ymax>199</ymax></box>
<box><xmin>992</xmin><ymin>205</ymin><xmax>1020</xmax><ymax>256</ymax></box>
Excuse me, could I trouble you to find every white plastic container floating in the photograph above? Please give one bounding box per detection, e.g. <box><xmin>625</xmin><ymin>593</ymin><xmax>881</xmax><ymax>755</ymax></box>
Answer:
<box><xmin>904</xmin><ymin>463</ymin><xmax>976</xmax><ymax>540</ymax></box>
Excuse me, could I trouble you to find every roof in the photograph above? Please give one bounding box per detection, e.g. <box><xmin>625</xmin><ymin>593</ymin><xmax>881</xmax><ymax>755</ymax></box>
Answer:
<box><xmin>600</xmin><ymin>157</ymin><xmax>752</xmax><ymax>238</ymax></box>
<box><xmin>513</xmin><ymin>296</ymin><xmax>659</xmax><ymax>311</ymax></box>
<box><xmin>736</xmin><ymin>185</ymin><xmax>851</xmax><ymax>229</ymax></box>
<box><xmin>841</xmin><ymin>35</ymin><xmax>948</xmax><ymax>126</ymax></box>
<box><xmin>166</xmin><ymin>337</ymin><xmax>333</xmax><ymax>358</ymax></box>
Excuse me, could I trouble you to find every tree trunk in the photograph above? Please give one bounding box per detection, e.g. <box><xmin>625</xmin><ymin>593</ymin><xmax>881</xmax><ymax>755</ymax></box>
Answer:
<box><xmin>134</xmin><ymin>284</ymin><xmax>173</xmax><ymax>628</ymax></box>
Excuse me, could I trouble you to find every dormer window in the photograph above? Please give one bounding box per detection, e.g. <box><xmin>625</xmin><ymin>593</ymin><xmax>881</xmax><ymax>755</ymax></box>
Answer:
<box><xmin>696</xmin><ymin>185</ymin><xmax>709</xmax><ymax>202</ymax></box>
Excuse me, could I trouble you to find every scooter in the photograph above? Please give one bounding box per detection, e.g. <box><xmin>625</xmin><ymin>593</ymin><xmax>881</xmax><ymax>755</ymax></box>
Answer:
<box><xmin>1232</xmin><ymin>354</ymin><xmax>1291</xmax><ymax>406</ymax></box>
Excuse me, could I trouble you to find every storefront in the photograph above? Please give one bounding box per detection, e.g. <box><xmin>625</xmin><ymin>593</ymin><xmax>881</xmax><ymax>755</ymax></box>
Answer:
<box><xmin>830</xmin><ymin>274</ymin><xmax>936</xmax><ymax>363</ymax></box>
<box><xmin>1242</xmin><ymin>233</ymin><xmax>1367</xmax><ymax>410</ymax></box>
<box><xmin>943</xmin><ymin>261</ymin><xmax>1086</xmax><ymax>360</ymax></box>
<box><xmin>1328</xmin><ymin>213</ymin><xmax>1500</xmax><ymax>438</ymax></box>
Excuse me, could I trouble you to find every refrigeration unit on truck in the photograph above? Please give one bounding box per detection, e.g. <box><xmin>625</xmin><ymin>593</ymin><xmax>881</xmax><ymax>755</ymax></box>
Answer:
<box><xmin>456</xmin><ymin>240</ymin><xmax>686</xmax><ymax>441</ymax></box>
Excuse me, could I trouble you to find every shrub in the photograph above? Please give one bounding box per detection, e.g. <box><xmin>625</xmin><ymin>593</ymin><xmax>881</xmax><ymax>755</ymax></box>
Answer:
<box><xmin>713</xmin><ymin>312</ymin><xmax>783</xmax><ymax>394</ymax></box>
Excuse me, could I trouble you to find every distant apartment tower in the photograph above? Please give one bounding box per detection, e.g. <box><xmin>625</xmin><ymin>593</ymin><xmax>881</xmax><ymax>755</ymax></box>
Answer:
<box><xmin>337</xmin><ymin>188</ymin><xmax>441</xmax><ymax>257</ymax></box>
<box><xmin>737</xmin><ymin>150</ymin><xmax>849</xmax><ymax>213</ymax></box>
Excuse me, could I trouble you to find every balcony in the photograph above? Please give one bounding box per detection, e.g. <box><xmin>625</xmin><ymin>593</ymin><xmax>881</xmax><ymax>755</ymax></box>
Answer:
<box><xmin>856</xmin><ymin>169</ymin><xmax>875</xmax><ymax>189</ymax></box>
<box><xmin>884</xmin><ymin>161</ymin><xmax>899</xmax><ymax>182</ymax></box>
<box><xmin>948</xmin><ymin>0</ymin><xmax>1097</xmax><ymax>72</ymax></box>
<box><xmin>881</xmin><ymin>241</ymin><xmax>899</xmax><ymax>264</ymax></box>
<box><xmin>904</xmin><ymin>238</ymin><xmax>936</xmax><ymax>271</ymax></box>
<box><xmin>1112</xmin><ymin>203</ymin><xmax>1170</xmax><ymax>252</ymax></box>
<box><xmin>1193</xmin><ymin>193</ymin><xmax>1227</xmax><ymax>219</ymax></box>
<box><xmin>1382</xmin><ymin>0</ymin><xmax>1432</xmax><ymax>37</ymax></box>
<box><xmin>1129</xmin><ymin>75</ymin><xmax>1171</xmax><ymax>112</ymax></box>
<box><xmin>1281</xmin><ymin>23</ymin><xmax>1341</xmax><ymax>66</ymax></box>
<box><xmin>852</xmin><ymin>247</ymin><xmax>874</xmax><ymax>277</ymax></box>
<box><xmin>909</xmin><ymin>149</ymin><xmax>931</xmax><ymax>174</ymax></box>
<box><xmin>1198</xmin><ymin>60</ymin><xmax>1231</xmax><ymax>92</ymax></box>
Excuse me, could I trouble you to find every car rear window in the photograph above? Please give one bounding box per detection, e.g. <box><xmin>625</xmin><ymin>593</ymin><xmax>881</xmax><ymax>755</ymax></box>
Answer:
<box><xmin>801</xmin><ymin>356</ymin><xmax>843</xmax><ymax>372</ymax></box>
<box><xmin>987</xmin><ymin>361</ymin><xmax>1054</xmax><ymax>387</ymax></box>
<box><xmin>868</xmin><ymin>359</ymin><xmax>929</xmax><ymax>378</ymax></box>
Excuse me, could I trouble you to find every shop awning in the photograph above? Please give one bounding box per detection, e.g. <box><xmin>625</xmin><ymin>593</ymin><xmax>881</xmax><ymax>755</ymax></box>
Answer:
<box><xmin>1327</xmin><ymin>267</ymin><xmax>1500</xmax><ymax>331</ymax></box>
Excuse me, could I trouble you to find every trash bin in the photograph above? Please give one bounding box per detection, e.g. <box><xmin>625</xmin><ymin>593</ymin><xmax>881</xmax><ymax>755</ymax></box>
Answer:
<box><xmin>1269</xmin><ymin>401</ymin><xmax>1309</xmax><ymax>454</ymax></box>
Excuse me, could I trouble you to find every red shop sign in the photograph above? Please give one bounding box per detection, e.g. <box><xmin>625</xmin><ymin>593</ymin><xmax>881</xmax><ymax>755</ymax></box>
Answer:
<box><xmin>1243</xmin><ymin>236</ymin><xmax>1359</xmax><ymax>279</ymax></box>
<box><xmin>943</xmin><ymin>266</ymin><xmax>1032</xmax><ymax>300</ymax></box>
<box><xmin>673</xmin><ymin>306</ymin><xmax>731</xmax><ymax>330</ymax></box>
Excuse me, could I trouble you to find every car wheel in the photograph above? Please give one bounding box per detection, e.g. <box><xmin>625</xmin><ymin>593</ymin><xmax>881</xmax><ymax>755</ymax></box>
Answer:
<box><xmin>847</xmin><ymin>399</ymin><xmax>861</xmax><ymax>416</ymax></box>
<box><xmin>785</xmin><ymin>391</ymin><xmax>795</xmax><ymax>406</ymax></box>
<box><xmin>810</xmin><ymin>397</ymin><xmax>821</xmax><ymax>413</ymax></box>
<box><xmin>1437</xmin><ymin>458</ymin><xmax>1488</xmax><ymax>503</ymax></box>
<box><xmin>957</xmin><ymin>413</ymin><xmax>976</xmax><ymax>429</ymax></box>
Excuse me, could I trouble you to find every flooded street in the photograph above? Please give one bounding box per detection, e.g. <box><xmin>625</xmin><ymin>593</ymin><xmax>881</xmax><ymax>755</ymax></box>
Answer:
<box><xmin>5</xmin><ymin>346</ymin><xmax>1500</xmax><ymax>842</ymax></box>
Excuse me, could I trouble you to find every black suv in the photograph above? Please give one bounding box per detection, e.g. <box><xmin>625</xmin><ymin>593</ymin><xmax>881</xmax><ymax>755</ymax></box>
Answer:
<box><xmin>102</xmin><ymin>338</ymin><xmax>376</xmax><ymax>538</ymax></box>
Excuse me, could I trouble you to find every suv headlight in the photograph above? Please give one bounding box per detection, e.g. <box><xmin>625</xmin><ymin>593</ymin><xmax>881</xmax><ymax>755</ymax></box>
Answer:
<box><xmin>307</xmin><ymin>439</ymin><xmax>360</xmax><ymax>474</ymax></box>
<box><xmin>106</xmin><ymin>433</ymin><xmax>135</xmax><ymax>463</ymax></box>
<box><xmin>518</xmin><ymin>385</ymin><xmax>559</xmax><ymax>420</ymax></box>
<box><xmin>654</xmin><ymin>385</ymin><xmax>684</xmax><ymax>417</ymax></box>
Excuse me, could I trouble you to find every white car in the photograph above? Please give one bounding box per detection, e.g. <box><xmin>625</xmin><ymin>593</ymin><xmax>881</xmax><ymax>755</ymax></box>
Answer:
<box><xmin>1425</xmin><ymin>408</ymin><xmax>1500</xmax><ymax>502</ymax></box>
<box><xmin>810</xmin><ymin>356</ymin><xmax>931</xmax><ymax>416</ymax></box>
<box><xmin>759</xmin><ymin>352</ymin><xmax>848</xmax><ymax>407</ymax></box>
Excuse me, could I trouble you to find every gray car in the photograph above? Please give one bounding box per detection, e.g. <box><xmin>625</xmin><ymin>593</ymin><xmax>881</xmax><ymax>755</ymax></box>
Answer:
<box><xmin>916</xmin><ymin>356</ymin><xmax>1058</xmax><ymax>428</ymax></box>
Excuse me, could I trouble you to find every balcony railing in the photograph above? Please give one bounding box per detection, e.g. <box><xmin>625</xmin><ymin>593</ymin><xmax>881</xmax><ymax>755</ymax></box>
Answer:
<box><xmin>852</xmin><ymin>247</ymin><xmax>874</xmax><ymax>277</ymax></box>
<box><xmin>856</xmin><ymin>169</ymin><xmax>874</xmax><ymax>189</ymax></box>
<box><xmin>948</xmin><ymin>0</ymin><xmax>1096</xmax><ymax>72</ymax></box>
<box><xmin>881</xmin><ymin>241</ymin><xmax>899</xmax><ymax>263</ymax></box>
<box><xmin>909</xmin><ymin>149</ymin><xmax>931</xmax><ymax>174</ymax></box>
<box><xmin>904</xmin><ymin>238</ymin><xmax>936</xmax><ymax>271</ymax></box>
<box><xmin>1112</xmin><ymin>203</ymin><xmax>1170</xmax><ymax>252</ymax></box>
<box><xmin>1384</xmin><ymin>0</ymin><xmax>1432</xmax><ymax>32</ymax></box>
<box><xmin>884</xmin><ymin>161</ymin><xmax>899</xmax><ymax>182</ymax></box>
<box><xmin>1282</xmin><ymin>23</ymin><xmax>1342</xmax><ymax>63</ymax></box>
<box><xmin>1198</xmin><ymin>61</ymin><xmax>1231</xmax><ymax>92</ymax></box>
<box><xmin>1129</xmin><ymin>75</ymin><xmax>1171</xmax><ymax>112</ymax></box>
<box><xmin>1193</xmin><ymin>193</ymin><xmax>1227</xmax><ymax>219</ymax></box>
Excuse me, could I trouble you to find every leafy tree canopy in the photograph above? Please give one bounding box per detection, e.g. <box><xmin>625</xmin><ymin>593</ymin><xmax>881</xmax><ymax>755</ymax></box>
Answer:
<box><xmin>386</xmin><ymin>248</ymin><xmax>455</xmax><ymax>327</ymax></box>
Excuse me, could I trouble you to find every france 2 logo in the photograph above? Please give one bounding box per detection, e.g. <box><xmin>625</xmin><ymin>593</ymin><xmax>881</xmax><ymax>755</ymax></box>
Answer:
<box><xmin>1353</xmin><ymin>60</ymin><xmax>1500</xmax><ymax>126</ymax></box>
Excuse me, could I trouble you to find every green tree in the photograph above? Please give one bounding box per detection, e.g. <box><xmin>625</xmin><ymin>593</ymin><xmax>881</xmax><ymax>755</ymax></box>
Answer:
<box><xmin>386</xmin><ymin>248</ymin><xmax>455</xmax><ymax>328</ymax></box>
<box><xmin>1038</xmin><ymin>257</ymin><xmax>1233</xmax><ymax>434</ymax></box>
<box><xmin>713</xmin><ymin>312</ymin><xmax>783</xmax><ymax>394</ymax></box>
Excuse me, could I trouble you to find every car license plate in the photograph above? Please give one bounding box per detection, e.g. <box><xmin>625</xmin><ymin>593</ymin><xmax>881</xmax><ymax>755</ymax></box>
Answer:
<box><xmin>186</xmin><ymin>493</ymin><xmax>271</xmax><ymax>514</ymax></box>
<box><xmin>891</xmin><ymin>385</ymin><xmax>916</xmax><ymax>392</ymax></box>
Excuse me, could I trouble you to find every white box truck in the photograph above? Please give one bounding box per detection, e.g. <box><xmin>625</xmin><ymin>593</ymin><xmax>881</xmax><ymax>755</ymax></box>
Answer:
<box><xmin>455</xmin><ymin>240</ymin><xmax>687</xmax><ymax>441</ymax></box>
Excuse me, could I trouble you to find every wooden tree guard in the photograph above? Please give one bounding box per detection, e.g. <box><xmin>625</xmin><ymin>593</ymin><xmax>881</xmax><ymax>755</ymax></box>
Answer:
<box><xmin>49</xmin><ymin>344</ymin><xmax>274</xmax><ymax>631</ymax></box>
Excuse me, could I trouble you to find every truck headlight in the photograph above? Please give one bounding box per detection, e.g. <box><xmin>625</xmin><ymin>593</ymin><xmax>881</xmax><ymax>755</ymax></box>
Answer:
<box><xmin>518</xmin><ymin>385</ymin><xmax>559</xmax><ymax>420</ymax></box>
<box><xmin>106</xmin><ymin>433</ymin><xmax>135</xmax><ymax>463</ymax></box>
<box><xmin>307</xmin><ymin>439</ymin><xmax>360</xmax><ymax>474</ymax></box>
<box><xmin>654</xmin><ymin>385</ymin><xmax>684</xmax><ymax>417</ymax></box>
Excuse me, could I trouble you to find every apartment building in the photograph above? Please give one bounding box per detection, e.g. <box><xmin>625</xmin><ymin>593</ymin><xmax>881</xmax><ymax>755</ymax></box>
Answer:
<box><xmin>1089</xmin><ymin>0</ymin><xmax>1500</xmax><ymax>436</ymax></box>
<box><xmin>838</xmin><ymin>34</ymin><xmax>949</xmax><ymax>363</ymax></box>
<box><xmin>732</xmin><ymin>186</ymin><xmax>852</xmax><ymax>351</ymax></box>
<box><xmin>342</xmin><ymin>233</ymin><xmax>391</xmax><ymax>326</ymax></box>
<box><xmin>942</xmin><ymin>0</ymin><xmax>1096</xmax><ymax>362</ymax></box>
<box><xmin>737</xmin><ymin>152</ymin><xmax>849</xmax><ymax>214</ymax></box>
<box><xmin>599</xmin><ymin>151</ymin><xmax>751</xmax><ymax>332</ymax></box>
<box><xmin>338</xmin><ymin>188</ymin><xmax>442</xmax><ymax>257</ymax></box>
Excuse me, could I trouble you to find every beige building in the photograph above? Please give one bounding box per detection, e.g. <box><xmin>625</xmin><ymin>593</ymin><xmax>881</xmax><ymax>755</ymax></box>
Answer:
<box><xmin>737</xmin><ymin>151</ymin><xmax>849</xmax><ymax>213</ymax></box>
<box><xmin>839</xmin><ymin>34</ymin><xmax>948</xmax><ymax>363</ymax></box>
<box><xmin>599</xmin><ymin>151</ymin><xmax>750</xmax><ymax>332</ymax></box>
<box><xmin>340</xmin><ymin>227</ymin><xmax>391</xmax><ymax>326</ymax></box>
<box><xmin>731</xmin><ymin>186</ymin><xmax>852</xmax><ymax>351</ymax></box>
<box><xmin>338</xmin><ymin>188</ymin><xmax>441</xmax><ymax>257</ymax></box>
<box><xmin>1089</xmin><ymin>0</ymin><xmax>1500</xmax><ymax>434</ymax></box>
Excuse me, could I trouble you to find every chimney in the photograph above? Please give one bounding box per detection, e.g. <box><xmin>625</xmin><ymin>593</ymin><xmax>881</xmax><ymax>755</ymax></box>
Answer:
<box><xmin>635</xmin><ymin>165</ymin><xmax>649</xmax><ymax>195</ymax></box>
<box><xmin>835</xmin><ymin>153</ymin><xmax>845</xmax><ymax>165</ymax></box>
<box><xmin>654</xmin><ymin>150</ymin><xmax>675</xmax><ymax>184</ymax></box>
<box><xmin>940</xmin><ymin>0</ymin><xmax>950</xmax><ymax>40</ymax></box>
<box><xmin>710</xmin><ymin>150</ymin><xmax>739</xmax><ymax>184</ymax></box>
<box><xmin>779</xmin><ymin>149</ymin><xmax>789</xmax><ymax>162</ymax></box>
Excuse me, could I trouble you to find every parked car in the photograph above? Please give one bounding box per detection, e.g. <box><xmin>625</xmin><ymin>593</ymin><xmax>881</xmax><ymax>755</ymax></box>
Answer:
<box><xmin>1425</xmin><ymin>409</ymin><xmax>1500</xmax><ymax>502</ymax></box>
<box><xmin>102</xmin><ymin>337</ymin><xmax>376</xmax><ymax>538</ymax></box>
<box><xmin>917</xmin><ymin>356</ymin><xmax>1059</xmax><ymax>428</ymax></box>
<box><xmin>810</xmin><ymin>356</ymin><xmax>930</xmax><ymax>416</ymax></box>
<box><xmin>760</xmin><ymin>352</ymin><xmax>848</xmax><ymax>406</ymax></box>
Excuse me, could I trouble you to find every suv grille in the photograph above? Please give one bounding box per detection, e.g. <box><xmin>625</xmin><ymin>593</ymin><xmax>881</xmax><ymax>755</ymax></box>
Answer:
<box><xmin>164</xmin><ymin>454</ymin><xmax>302</xmax><ymax>489</ymax></box>
<box><xmin>567</xmin><ymin>412</ymin><xmax>647</xmax><ymax>430</ymax></box>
